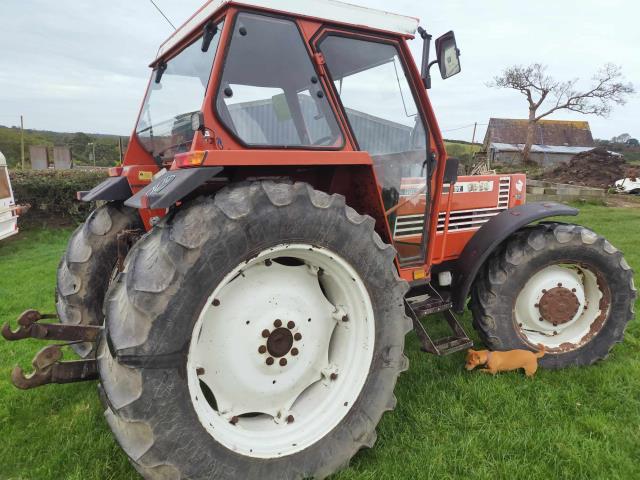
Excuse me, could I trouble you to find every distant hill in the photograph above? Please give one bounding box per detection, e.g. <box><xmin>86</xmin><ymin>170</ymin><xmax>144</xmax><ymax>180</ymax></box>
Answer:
<box><xmin>444</xmin><ymin>139</ymin><xmax>482</xmax><ymax>167</ymax></box>
<box><xmin>0</xmin><ymin>125</ymin><xmax>483</xmax><ymax>169</ymax></box>
<box><xmin>0</xmin><ymin>125</ymin><xmax>126</xmax><ymax>168</ymax></box>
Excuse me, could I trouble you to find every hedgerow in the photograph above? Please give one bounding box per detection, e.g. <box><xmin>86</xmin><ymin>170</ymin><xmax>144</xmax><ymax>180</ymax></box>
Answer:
<box><xmin>10</xmin><ymin>169</ymin><xmax>107</xmax><ymax>225</ymax></box>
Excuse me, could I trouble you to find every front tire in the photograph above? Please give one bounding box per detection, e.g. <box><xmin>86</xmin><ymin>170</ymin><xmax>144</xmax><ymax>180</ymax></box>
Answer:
<box><xmin>56</xmin><ymin>203</ymin><xmax>142</xmax><ymax>357</ymax></box>
<box><xmin>99</xmin><ymin>182</ymin><xmax>411</xmax><ymax>479</ymax></box>
<box><xmin>470</xmin><ymin>223</ymin><xmax>636</xmax><ymax>368</ymax></box>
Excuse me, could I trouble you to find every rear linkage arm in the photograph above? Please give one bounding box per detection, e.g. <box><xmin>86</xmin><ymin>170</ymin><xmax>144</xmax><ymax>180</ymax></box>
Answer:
<box><xmin>1</xmin><ymin>310</ymin><xmax>100</xmax><ymax>390</ymax></box>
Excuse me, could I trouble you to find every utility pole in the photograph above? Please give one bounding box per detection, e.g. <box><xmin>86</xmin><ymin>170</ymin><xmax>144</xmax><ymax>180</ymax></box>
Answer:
<box><xmin>118</xmin><ymin>137</ymin><xmax>124</xmax><ymax>164</ymax></box>
<box><xmin>20</xmin><ymin>115</ymin><xmax>25</xmax><ymax>169</ymax></box>
<box><xmin>471</xmin><ymin>122</ymin><xmax>477</xmax><ymax>145</ymax></box>
<box><xmin>88</xmin><ymin>142</ymin><xmax>96</xmax><ymax>166</ymax></box>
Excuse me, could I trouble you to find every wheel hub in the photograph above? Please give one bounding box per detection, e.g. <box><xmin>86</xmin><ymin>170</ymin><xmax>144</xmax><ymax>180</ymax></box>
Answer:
<box><xmin>514</xmin><ymin>264</ymin><xmax>606</xmax><ymax>350</ymax></box>
<box><xmin>265</xmin><ymin>326</ymin><xmax>294</xmax><ymax>358</ymax></box>
<box><xmin>538</xmin><ymin>287</ymin><xmax>580</xmax><ymax>325</ymax></box>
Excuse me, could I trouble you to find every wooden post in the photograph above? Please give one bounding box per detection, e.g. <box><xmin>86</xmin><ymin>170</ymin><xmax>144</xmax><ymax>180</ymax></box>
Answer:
<box><xmin>20</xmin><ymin>115</ymin><xmax>25</xmax><ymax>169</ymax></box>
<box><xmin>118</xmin><ymin>137</ymin><xmax>124</xmax><ymax>164</ymax></box>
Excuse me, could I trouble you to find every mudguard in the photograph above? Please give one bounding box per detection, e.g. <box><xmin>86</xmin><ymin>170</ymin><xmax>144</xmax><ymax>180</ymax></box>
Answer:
<box><xmin>125</xmin><ymin>167</ymin><xmax>223</xmax><ymax>209</ymax></box>
<box><xmin>79</xmin><ymin>176</ymin><xmax>131</xmax><ymax>202</ymax></box>
<box><xmin>451</xmin><ymin>202</ymin><xmax>579</xmax><ymax>313</ymax></box>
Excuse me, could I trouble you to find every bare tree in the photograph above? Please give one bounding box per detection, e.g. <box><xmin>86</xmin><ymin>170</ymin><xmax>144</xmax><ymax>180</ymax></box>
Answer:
<box><xmin>489</xmin><ymin>63</ymin><xmax>634</xmax><ymax>162</ymax></box>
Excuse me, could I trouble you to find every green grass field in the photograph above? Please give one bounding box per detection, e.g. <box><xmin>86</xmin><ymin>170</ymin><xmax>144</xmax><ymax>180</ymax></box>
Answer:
<box><xmin>1</xmin><ymin>205</ymin><xmax>639</xmax><ymax>480</ymax></box>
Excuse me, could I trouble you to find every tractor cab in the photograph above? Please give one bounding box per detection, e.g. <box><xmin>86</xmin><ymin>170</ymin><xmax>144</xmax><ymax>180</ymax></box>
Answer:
<box><xmin>123</xmin><ymin>0</ymin><xmax>470</xmax><ymax>270</ymax></box>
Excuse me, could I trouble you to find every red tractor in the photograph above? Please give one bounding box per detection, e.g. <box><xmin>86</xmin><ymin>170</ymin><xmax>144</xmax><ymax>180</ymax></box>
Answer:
<box><xmin>3</xmin><ymin>1</ymin><xmax>635</xmax><ymax>478</ymax></box>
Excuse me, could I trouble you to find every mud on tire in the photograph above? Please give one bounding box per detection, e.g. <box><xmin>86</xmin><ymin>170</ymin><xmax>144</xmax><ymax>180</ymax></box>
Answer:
<box><xmin>470</xmin><ymin>223</ymin><xmax>636</xmax><ymax>369</ymax></box>
<box><xmin>98</xmin><ymin>182</ymin><xmax>412</xmax><ymax>480</ymax></box>
<box><xmin>56</xmin><ymin>203</ymin><xmax>142</xmax><ymax>357</ymax></box>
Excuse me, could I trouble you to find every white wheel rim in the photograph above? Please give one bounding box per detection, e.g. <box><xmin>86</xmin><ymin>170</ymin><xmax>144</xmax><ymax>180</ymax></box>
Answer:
<box><xmin>187</xmin><ymin>244</ymin><xmax>375</xmax><ymax>458</ymax></box>
<box><xmin>515</xmin><ymin>264</ymin><xmax>609</xmax><ymax>351</ymax></box>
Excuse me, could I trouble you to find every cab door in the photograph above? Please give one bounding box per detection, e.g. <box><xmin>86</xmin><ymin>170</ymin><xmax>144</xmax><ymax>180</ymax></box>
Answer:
<box><xmin>316</xmin><ymin>32</ymin><xmax>431</xmax><ymax>266</ymax></box>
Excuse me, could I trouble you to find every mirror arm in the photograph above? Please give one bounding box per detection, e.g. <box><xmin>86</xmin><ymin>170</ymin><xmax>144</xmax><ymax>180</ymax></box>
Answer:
<box><xmin>154</xmin><ymin>61</ymin><xmax>167</xmax><ymax>84</ymax></box>
<box><xmin>417</xmin><ymin>27</ymin><xmax>433</xmax><ymax>89</ymax></box>
<box><xmin>424</xmin><ymin>60</ymin><xmax>439</xmax><ymax>90</ymax></box>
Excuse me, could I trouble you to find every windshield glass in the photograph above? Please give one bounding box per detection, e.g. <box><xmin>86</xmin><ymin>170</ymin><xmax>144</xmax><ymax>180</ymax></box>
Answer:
<box><xmin>136</xmin><ymin>20</ymin><xmax>224</xmax><ymax>160</ymax></box>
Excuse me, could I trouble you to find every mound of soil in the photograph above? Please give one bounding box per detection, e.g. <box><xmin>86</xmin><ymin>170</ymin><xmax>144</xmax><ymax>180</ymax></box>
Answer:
<box><xmin>543</xmin><ymin>147</ymin><xmax>633</xmax><ymax>189</ymax></box>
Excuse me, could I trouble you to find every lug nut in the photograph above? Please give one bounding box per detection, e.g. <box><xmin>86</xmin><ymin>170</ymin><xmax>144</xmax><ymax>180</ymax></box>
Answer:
<box><xmin>262</xmin><ymin>329</ymin><xmax>270</xmax><ymax>338</ymax></box>
<box><xmin>534</xmin><ymin>303</ymin><xmax>539</xmax><ymax>308</ymax></box>
<box><xmin>330</xmin><ymin>373</ymin><xmax>338</xmax><ymax>381</ymax></box>
<box><xmin>212</xmin><ymin>299</ymin><xmax>220</xmax><ymax>306</ymax></box>
<box><xmin>342</xmin><ymin>315</ymin><xmax>349</xmax><ymax>322</ymax></box>
<box><xmin>287</xmin><ymin>415</ymin><xmax>295</xmax><ymax>424</ymax></box>
<box><xmin>258</xmin><ymin>345</ymin><xmax>267</xmax><ymax>354</ymax></box>
<box><xmin>280</xmin><ymin>358</ymin><xmax>288</xmax><ymax>367</ymax></box>
<box><xmin>542</xmin><ymin>289</ymin><xmax>547</xmax><ymax>294</ymax></box>
<box><xmin>265</xmin><ymin>259</ymin><xmax>272</xmax><ymax>267</ymax></box>
<box><xmin>558</xmin><ymin>283</ymin><xmax>563</xmax><ymax>287</ymax></box>
<box><xmin>294</xmin><ymin>333</ymin><xmax>302</xmax><ymax>341</ymax></box>
<box><xmin>196</xmin><ymin>367</ymin><xmax>205</xmax><ymax>376</ymax></box>
<box><xmin>287</xmin><ymin>321</ymin><xmax>295</xmax><ymax>329</ymax></box>
<box><xmin>274</xmin><ymin>319</ymin><xmax>282</xmax><ymax>328</ymax></box>
<box><xmin>230</xmin><ymin>416</ymin><xmax>239</xmax><ymax>425</ymax></box>
<box><xmin>266</xmin><ymin>357</ymin><xmax>274</xmax><ymax>366</ymax></box>
<box><xmin>539</xmin><ymin>317</ymin><xmax>544</xmax><ymax>322</ymax></box>
<box><xmin>572</xmin><ymin>288</ymin><xmax>577</xmax><ymax>292</ymax></box>
<box><xmin>291</xmin><ymin>348</ymin><xmax>299</xmax><ymax>356</ymax></box>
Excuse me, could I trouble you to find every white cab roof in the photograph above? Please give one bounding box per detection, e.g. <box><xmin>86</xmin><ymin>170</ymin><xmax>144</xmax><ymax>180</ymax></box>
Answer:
<box><xmin>156</xmin><ymin>0</ymin><xmax>419</xmax><ymax>59</ymax></box>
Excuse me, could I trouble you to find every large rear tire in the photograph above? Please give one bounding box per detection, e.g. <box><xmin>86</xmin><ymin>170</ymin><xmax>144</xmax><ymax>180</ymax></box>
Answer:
<box><xmin>99</xmin><ymin>182</ymin><xmax>411</xmax><ymax>479</ymax></box>
<box><xmin>56</xmin><ymin>203</ymin><xmax>142</xmax><ymax>357</ymax></box>
<box><xmin>470</xmin><ymin>223</ymin><xmax>636</xmax><ymax>368</ymax></box>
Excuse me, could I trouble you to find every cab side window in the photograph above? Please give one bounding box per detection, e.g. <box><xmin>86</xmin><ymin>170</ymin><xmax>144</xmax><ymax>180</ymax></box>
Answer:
<box><xmin>217</xmin><ymin>13</ymin><xmax>343</xmax><ymax>148</ymax></box>
<box><xmin>320</xmin><ymin>35</ymin><xmax>429</xmax><ymax>264</ymax></box>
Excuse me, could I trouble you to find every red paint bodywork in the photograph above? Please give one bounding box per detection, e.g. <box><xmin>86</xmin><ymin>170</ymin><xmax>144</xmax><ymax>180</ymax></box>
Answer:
<box><xmin>117</xmin><ymin>2</ymin><xmax>524</xmax><ymax>281</ymax></box>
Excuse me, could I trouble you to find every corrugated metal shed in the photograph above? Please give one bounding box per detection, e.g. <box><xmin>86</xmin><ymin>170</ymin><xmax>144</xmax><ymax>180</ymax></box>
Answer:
<box><xmin>228</xmin><ymin>97</ymin><xmax>414</xmax><ymax>154</ymax></box>
<box><xmin>490</xmin><ymin>143</ymin><xmax>595</xmax><ymax>154</ymax></box>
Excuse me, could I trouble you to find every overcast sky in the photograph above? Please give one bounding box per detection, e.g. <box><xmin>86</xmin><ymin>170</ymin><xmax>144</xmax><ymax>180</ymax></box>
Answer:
<box><xmin>0</xmin><ymin>0</ymin><xmax>637</xmax><ymax>142</ymax></box>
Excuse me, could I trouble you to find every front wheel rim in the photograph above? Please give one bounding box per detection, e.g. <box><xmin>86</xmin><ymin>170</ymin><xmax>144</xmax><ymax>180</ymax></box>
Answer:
<box><xmin>187</xmin><ymin>244</ymin><xmax>375</xmax><ymax>458</ymax></box>
<box><xmin>514</xmin><ymin>263</ymin><xmax>610</xmax><ymax>352</ymax></box>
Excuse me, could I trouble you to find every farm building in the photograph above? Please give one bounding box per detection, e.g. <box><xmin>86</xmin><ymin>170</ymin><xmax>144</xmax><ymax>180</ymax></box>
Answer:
<box><xmin>482</xmin><ymin>118</ymin><xmax>595</xmax><ymax>167</ymax></box>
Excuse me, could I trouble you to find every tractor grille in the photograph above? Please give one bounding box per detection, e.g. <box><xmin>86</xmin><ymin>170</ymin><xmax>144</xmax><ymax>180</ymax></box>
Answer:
<box><xmin>393</xmin><ymin>177</ymin><xmax>511</xmax><ymax>238</ymax></box>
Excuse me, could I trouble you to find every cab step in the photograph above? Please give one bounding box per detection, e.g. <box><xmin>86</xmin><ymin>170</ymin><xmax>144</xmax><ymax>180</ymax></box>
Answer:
<box><xmin>405</xmin><ymin>284</ymin><xmax>473</xmax><ymax>356</ymax></box>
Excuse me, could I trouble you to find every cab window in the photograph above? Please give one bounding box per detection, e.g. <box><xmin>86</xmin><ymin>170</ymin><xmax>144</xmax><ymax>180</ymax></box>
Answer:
<box><xmin>217</xmin><ymin>13</ymin><xmax>343</xmax><ymax>148</ymax></box>
<box><xmin>319</xmin><ymin>35</ymin><xmax>428</xmax><ymax>264</ymax></box>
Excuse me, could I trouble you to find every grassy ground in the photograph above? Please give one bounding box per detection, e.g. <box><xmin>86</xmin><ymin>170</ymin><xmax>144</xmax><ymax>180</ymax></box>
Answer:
<box><xmin>0</xmin><ymin>205</ymin><xmax>639</xmax><ymax>479</ymax></box>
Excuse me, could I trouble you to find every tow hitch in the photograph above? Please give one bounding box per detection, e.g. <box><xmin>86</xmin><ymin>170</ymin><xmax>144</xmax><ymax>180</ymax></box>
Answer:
<box><xmin>1</xmin><ymin>310</ymin><xmax>100</xmax><ymax>389</ymax></box>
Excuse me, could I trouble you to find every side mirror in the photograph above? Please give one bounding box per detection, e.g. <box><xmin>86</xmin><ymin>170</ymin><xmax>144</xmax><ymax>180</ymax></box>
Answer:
<box><xmin>435</xmin><ymin>31</ymin><xmax>461</xmax><ymax>79</ymax></box>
